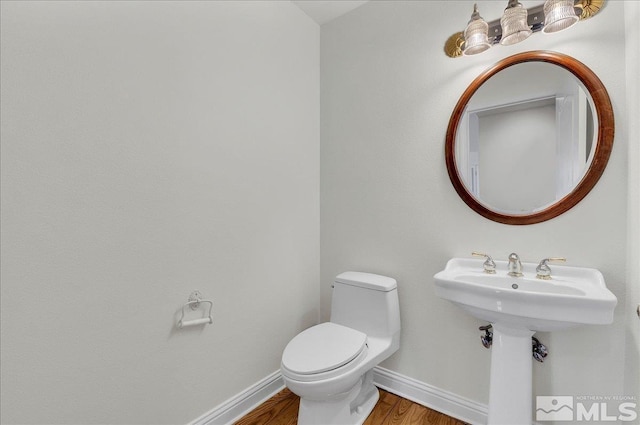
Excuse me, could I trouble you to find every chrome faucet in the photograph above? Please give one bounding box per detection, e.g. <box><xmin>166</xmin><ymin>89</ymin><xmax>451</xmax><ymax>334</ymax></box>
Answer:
<box><xmin>508</xmin><ymin>253</ymin><xmax>523</xmax><ymax>277</ymax></box>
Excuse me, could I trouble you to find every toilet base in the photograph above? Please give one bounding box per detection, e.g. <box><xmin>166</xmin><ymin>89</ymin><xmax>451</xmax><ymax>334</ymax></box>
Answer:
<box><xmin>297</xmin><ymin>370</ymin><xmax>379</xmax><ymax>425</ymax></box>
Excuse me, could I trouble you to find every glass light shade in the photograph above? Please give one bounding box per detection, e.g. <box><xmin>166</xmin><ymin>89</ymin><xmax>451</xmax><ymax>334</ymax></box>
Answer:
<box><xmin>500</xmin><ymin>2</ymin><xmax>532</xmax><ymax>45</ymax></box>
<box><xmin>463</xmin><ymin>5</ymin><xmax>491</xmax><ymax>56</ymax></box>
<box><xmin>464</xmin><ymin>20</ymin><xmax>491</xmax><ymax>55</ymax></box>
<box><xmin>542</xmin><ymin>0</ymin><xmax>579</xmax><ymax>33</ymax></box>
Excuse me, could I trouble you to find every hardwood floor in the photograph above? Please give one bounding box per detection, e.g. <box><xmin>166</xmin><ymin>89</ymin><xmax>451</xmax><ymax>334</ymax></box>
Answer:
<box><xmin>234</xmin><ymin>388</ymin><xmax>468</xmax><ymax>425</ymax></box>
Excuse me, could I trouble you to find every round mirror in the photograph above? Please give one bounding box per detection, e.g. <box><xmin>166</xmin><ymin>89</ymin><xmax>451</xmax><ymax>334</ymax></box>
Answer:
<box><xmin>445</xmin><ymin>51</ymin><xmax>614</xmax><ymax>225</ymax></box>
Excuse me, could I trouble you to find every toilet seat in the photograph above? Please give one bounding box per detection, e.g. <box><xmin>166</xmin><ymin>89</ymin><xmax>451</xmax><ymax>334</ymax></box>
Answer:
<box><xmin>281</xmin><ymin>323</ymin><xmax>367</xmax><ymax>382</ymax></box>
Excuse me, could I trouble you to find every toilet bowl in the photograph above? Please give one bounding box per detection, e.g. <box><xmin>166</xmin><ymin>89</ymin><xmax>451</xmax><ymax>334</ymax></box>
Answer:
<box><xmin>281</xmin><ymin>272</ymin><xmax>401</xmax><ymax>425</ymax></box>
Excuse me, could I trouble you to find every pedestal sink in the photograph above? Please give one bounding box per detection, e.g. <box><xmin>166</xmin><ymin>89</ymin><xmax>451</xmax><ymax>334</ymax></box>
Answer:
<box><xmin>434</xmin><ymin>257</ymin><xmax>617</xmax><ymax>425</ymax></box>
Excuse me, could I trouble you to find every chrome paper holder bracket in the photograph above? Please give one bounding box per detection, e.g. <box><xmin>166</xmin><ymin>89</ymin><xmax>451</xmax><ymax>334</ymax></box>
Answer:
<box><xmin>178</xmin><ymin>291</ymin><xmax>213</xmax><ymax>328</ymax></box>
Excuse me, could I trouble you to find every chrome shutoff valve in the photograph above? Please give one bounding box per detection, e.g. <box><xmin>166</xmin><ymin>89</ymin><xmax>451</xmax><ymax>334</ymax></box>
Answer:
<box><xmin>532</xmin><ymin>336</ymin><xmax>548</xmax><ymax>362</ymax></box>
<box><xmin>479</xmin><ymin>324</ymin><xmax>493</xmax><ymax>348</ymax></box>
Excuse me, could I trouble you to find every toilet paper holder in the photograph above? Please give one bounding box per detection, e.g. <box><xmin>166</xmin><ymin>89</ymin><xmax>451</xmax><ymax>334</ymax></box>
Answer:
<box><xmin>177</xmin><ymin>291</ymin><xmax>213</xmax><ymax>328</ymax></box>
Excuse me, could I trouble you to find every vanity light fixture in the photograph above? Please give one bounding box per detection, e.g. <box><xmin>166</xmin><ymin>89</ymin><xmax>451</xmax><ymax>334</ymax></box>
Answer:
<box><xmin>444</xmin><ymin>0</ymin><xmax>605</xmax><ymax>58</ymax></box>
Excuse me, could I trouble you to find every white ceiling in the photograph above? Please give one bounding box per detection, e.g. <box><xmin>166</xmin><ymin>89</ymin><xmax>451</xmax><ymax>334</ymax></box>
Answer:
<box><xmin>292</xmin><ymin>0</ymin><xmax>369</xmax><ymax>25</ymax></box>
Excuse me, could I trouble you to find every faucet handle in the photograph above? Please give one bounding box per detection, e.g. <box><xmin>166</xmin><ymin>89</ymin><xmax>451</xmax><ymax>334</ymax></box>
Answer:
<box><xmin>536</xmin><ymin>257</ymin><xmax>567</xmax><ymax>280</ymax></box>
<box><xmin>472</xmin><ymin>252</ymin><xmax>496</xmax><ymax>274</ymax></box>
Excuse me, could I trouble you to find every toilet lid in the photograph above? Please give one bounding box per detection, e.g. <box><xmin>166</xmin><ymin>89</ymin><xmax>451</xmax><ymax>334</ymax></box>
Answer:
<box><xmin>281</xmin><ymin>322</ymin><xmax>367</xmax><ymax>375</ymax></box>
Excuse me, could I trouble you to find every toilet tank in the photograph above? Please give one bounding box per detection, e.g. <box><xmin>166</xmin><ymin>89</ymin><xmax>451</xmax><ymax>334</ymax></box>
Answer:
<box><xmin>330</xmin><ymin>272</ymin><xmax>400</xmax><ymax>339</ymax></box>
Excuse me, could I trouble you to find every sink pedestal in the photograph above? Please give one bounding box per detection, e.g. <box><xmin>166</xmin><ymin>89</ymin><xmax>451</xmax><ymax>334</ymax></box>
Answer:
<box><xmin>487</xmin><ymin>324</ymin><xmax>535</xmax><ymax>425</ymax></box>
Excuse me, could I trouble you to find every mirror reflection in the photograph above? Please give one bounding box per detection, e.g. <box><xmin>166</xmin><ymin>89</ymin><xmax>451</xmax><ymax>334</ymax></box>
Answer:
<box><xmin>455</xmin><ymin>62</ymin><xmax>597</xmax><ymax>214</ymax></box>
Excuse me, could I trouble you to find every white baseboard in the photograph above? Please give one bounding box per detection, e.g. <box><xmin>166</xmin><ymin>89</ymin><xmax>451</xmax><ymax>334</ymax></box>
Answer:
<box><xmin>372</xmin><ymin>366</ymin><xmax>488</xmax><ymax>425</ymax></box>
<box><xmin>190</xmin><ymin>370</ymin><xmax>285</xmax><ymax>425</ymax></box>
<box><xmin>189</xmin><ymin>367</ymin><xmax>488</xmax><ymax>425</ymax></box>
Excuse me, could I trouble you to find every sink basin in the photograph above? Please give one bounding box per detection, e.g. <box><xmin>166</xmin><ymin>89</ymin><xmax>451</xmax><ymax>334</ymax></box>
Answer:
<box><xmin>434</xmin><ymin>257</ymin><xmax>617</xmax><ymax>331</ymax></box>
<box><xmin>434</xmin><ymin>257</ymin><xmax>618</xmax><ymax>424</ymax></box>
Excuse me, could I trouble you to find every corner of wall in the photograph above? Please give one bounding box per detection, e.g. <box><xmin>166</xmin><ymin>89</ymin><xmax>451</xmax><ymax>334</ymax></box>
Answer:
<box><xmin>624</xmin><ymin>0</ymin><xmax>640</xmax><ymax>400</ymax></box>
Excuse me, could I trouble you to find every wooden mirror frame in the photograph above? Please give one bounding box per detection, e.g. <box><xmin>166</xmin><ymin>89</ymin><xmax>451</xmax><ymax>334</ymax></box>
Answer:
<box><xmin>445</xmin><ymin>51</ymin><xmax>614</xmax><ymax>225</ymax></box>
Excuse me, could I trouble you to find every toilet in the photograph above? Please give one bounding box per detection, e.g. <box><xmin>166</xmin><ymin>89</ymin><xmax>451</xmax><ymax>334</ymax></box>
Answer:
<box><xmin>281</xmin><ymin>272</ymin><xmax>401</xmax><ymax>425</ymax></box>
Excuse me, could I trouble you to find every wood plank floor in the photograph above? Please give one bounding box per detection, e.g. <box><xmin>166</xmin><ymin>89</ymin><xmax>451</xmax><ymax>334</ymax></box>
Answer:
<box><xmin>234</xmin><ymin>388</ymin><xmax>468</xmax><ymax>425</ymax></box>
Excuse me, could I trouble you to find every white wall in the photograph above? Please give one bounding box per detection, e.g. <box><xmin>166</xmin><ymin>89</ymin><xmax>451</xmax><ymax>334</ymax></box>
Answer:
<box><xmin>321</xmin><ymin>0</ymin><xmax>630</xmax><ymax>409</ymax></box>
<box><xmin>624</xmin><ymin>0</ymin><xmax>640</xmax><ymax>401</ymax></box>
<box><xmin>0</xmin><ymin>2</ymin><xmax>319</xmax><ymax>424</ymax></box>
